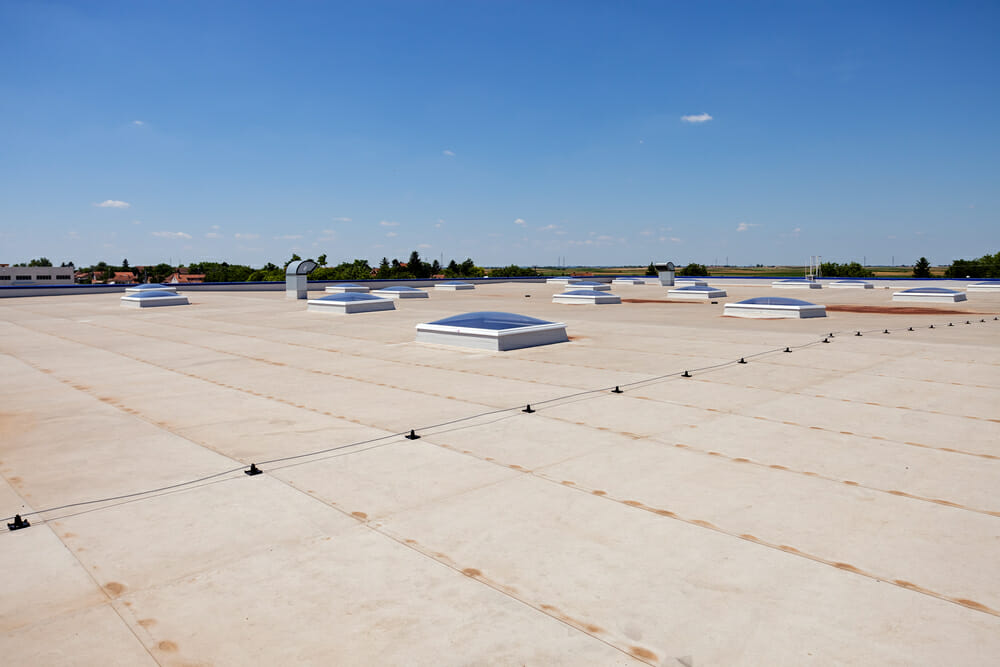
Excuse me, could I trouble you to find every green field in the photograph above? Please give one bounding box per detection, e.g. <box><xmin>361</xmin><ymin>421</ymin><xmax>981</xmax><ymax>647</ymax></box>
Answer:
<box><xmin>532</xmin><ymin>265</ymin><xmax>945</xmax><ymax>278</ymax></box>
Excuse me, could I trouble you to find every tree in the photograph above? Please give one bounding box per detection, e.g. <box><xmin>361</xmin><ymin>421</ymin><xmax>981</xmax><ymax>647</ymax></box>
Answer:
<box><xmin>944</xmin><ymin>251</ymin><xmax>1000</xmax><ymax>279</ymax></box>
<box><xmin>819</xmin><ymin>261</ymin><xmax>873</xmax><ymax>278</ymax></box>
<box><xmin>317</xmin><ymin>254</ymin><xmax>327</xmax><ymax>267</ymax></box>
<box><xmin>122</xmin><ymin>258</ymin><xmax>129</xmax><ymax>269</ymax></box>
<box><xmin>28</xmin><ymin>257</ymin><xmax>52</xmax><ymax>267</ymax></box>
<box><xmin>645</xmin><ymin>262</ymin><xmax>657</xmax><ymax>276</ymax></box>
<box><xmin>677</xmin><ymin>263</ymin><xmax>709</xmax><ymax>276</ymax></box>
<box><xmin>489</xmin><ymin>264</ymin><xmax>538</xmax><ymax>277</ymax></box>
<box><xmin>407</xmin><ymin>250</ymin><xmax>431</xmax><ymax>278</ymax></box>
<box><xmin>912</xmin><ymin>257</ymin><xmax>932</xmax><ymax>278</ymax></box>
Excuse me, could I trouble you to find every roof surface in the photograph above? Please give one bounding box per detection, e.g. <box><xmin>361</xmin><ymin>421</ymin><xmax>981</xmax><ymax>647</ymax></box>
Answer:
<box><xmin>2</xmin><ymin>281</ymin><xmax>999</xmax><ymax>665</ymax></box>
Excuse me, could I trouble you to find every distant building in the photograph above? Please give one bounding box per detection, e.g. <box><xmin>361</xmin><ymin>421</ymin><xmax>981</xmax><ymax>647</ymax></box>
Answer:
<box><xmin>0</xmin><ymin>266</ymin><xmax>75</xmax><ymax>285</ymax></box>
<box><xmin>164</xmin><ymin>271</ymin><xmax>206</xmax><ymax>284</ymax></box>
<box><xmin>108</xmin><ymin>272</ymin><xmax>136</xmax><ymax>284</ymax></box>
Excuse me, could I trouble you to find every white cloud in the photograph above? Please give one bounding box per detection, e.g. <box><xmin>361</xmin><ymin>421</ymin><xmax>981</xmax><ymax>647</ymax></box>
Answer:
<box><xmin>205</xmin><ymin>232</ymin><xmax>222</xmax><ymax>239</ymax></box>
<box><xmin>660</xmin><ymin>236</ymin><xmax>682</xmax><ymax>243</ymax></box>
<box><xmin>514</xmin><ymin>218</ymin><xmax>526</xmax><ymax>226</ymax></box>
<box><xmin>539</xmin><ymin>224</ymin><xmax>560</xmax><ymax>232</ymax></box>
<box><xmin>332</xmin><ymin>216</ymin><xmax>352</xmax><ymax>222</ymax></box>
<box><xmin>132</xmin><ymin>220</ymin><xmax>142</xmax><ymax>225</ymax></box>
<box><xmin>380</xmin><ymin>220</ymin><xmax>399</xmax><ymax>227</ymax></box>
<box><xmin>434</xmin><ymin>219</ymin><xmax>445</xmax><ymax>228</ymax></box>
<box><xmin>132</xmin><ymin>120</ymin><xmax>144</xmax><ymax>126</ymax></box>
<box><xmin>681</xmin><ymin>112</ymin><xmax>713</xmax><ymax>123</ymax></box>
<box><xmin>274</xmin><ymin>234</ymin><xmax>302</xmax><ymax>240</ymax></box>
<box><xmin>234</xmin><ymin>233</ymin><xmax>260</xmax><ymax>240</ymax></box>
<box><xmin>442</xmin><ymin>150</ymin><xmax>455</xmax><ymax>157</ymax></box>
<box><xmin>386</xmin><ymin>231</ymin><xmax>398</xmax><ymax>238</ymax></box>
<box><xmin>211</xmin><ymin>224</ymin><xmax>220</xmax><ymax>230</ymax></box>
<box><xmin>152</xmin><ymin>231</ymin><xmax>192</xmax><ymax>240</ymax></box>
<box><xmin>417</xmin><ymin>243</ymin><xmax>432</xmax><ymax>249</ymax></box>
<box><xmin>736</xmin><ymin>222</ymin><xmax>759</xmax><ymax>232</ymax></box>
<box><xmin>95</xmin><ymin>200</ymin><xmax>131</xmax><ymax>209</ymax></box>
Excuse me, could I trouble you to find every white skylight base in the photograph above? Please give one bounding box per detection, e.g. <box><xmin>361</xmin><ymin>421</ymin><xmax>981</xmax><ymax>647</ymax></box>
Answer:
<box><xmin>724</xmin><ymin>298</ymin><xmax>827</xmax><ymax>319</ymax></box>
<box><xmin>772</xmin><ymin>280</ymin><xmax>822</xmax><ymax>289</ymax></box>
<box><xmin>120</xmin><ymin>294</ymin><xmax>190</xmax><ymax>308</ymax></box>
<box><xmin>667</xmin><ymin>287</ymin><xmax>728</xmax><ymax>299</ymax></box>
<box><xmin>967</xmin><ymin>282</ymin><xmax>1000</xmax><ymax>292</ymax></box>
<box><xmin>892</xmin><ymin>291</ymin><xmax>967</xmax><ymax>303</ymax></box>
<box><xmin>552</xmin><ymin>290</ymin><xmax>622</xmax><ymax>304</ymax></box>
<box><xmin>546</xmin><ymin>277</ymin><xmax>582</xmax><ymax>285</ymax></box>
<box><xmin>325</xmin><ymin>284</ymin><xmax>370</xmax><ymax>293</ymax></box>
<box><xmin>674</xmin><ymin>278</ymin><xmax>709</xmax><ymax>286</ymax></box>
<box><xmin>611</xmin><ymin>277</ymin><xmax>647</xmax><ymax>286</ymax></box>
<box><xmin>828</xmin><ymin>280</ymin><xmax>874</xmax><ymax>289</ymax></box>
<box><xmin>307</xmin><ymin>296</ymin><xmax>395</xmax><ymax>314</ymax></box>
<box><xmin>434</xmin><ymin>282</ymin><xmax>475</xmax><ymax>290</ymax></box>
<box><xmin>563</xmin><ymin>281</ymin><xmax>610</xmax><ymax>291</ymax></box>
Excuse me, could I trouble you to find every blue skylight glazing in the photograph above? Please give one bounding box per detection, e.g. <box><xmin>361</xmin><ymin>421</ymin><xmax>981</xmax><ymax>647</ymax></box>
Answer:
<box><xmin>316</xmin><ymin>293</ymin><xmax>387</xmax><ymax>302</ymax></box>
<box><xmin>899</xmin><ymin>287</ymin><xmax>960</xmax><ymax>294</ymax></box>
<box><xmin>132</xmin><ymin>290</ymin><xmax>179</xmax><ymax>298</ymax></box>
<box><xmin>426</xmin><ymin>311</ymin><xmax>555</xmax><ymax>330</ymax></box>
<box><xmin>380</xmin><ymin>285</ymin><xmax>422</xmax><ymax>292</ymax></box>
<box><xmin>561</xmin><ymin>289</ymin><xmax>611</xmax><ymax>296</ymax></box>
<box><xmin>737</xmin><ymin>297</ymin><xmax>816</xmax><ymax>306</ymax></box>
<box><xmin>674</xmin><ymin>285</ymin><xmax>717</xmax><ymax>291</ymax></box>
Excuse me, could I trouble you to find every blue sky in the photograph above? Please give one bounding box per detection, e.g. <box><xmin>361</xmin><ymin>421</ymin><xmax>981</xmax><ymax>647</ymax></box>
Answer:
<box><xmin>1</xmin><ymin>1</ymin><xmax>997</xmax><ymax>268</ymax></box>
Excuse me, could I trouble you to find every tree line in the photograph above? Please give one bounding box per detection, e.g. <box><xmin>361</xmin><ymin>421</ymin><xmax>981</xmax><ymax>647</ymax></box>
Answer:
<box><xmin>62</xmin><ymin>251</ymin><xmax>538</xmax><ymax>283</ymax></box>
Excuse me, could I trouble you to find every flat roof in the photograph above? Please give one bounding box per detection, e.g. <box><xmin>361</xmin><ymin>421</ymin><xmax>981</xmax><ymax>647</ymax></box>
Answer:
<box><xmin>2</xmin><ymin>282</ymin><xmax>999</xmax><ymax>664</ymax></box>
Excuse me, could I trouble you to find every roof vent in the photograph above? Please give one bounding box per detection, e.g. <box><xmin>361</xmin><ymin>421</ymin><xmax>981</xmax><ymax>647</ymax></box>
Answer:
<box><xmin>286</xmin><ymin>260</ymin><xmax>318</xmax><ymax>299</ymax></box>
